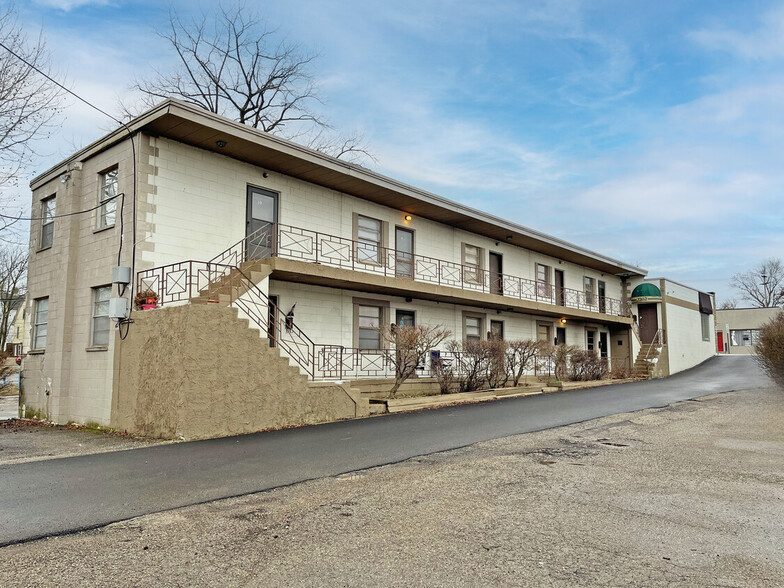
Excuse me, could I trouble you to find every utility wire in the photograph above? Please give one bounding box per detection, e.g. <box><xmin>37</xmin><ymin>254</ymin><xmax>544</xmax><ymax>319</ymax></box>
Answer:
<box><xmin>0</xmin><ymin>39</ymin><xmax>140</xmax><ymax>332</ymax></box>
<box><xmin>0</xmin><ymin>192</ymin><xmax>123</xmax><ymax>221</ymax></box>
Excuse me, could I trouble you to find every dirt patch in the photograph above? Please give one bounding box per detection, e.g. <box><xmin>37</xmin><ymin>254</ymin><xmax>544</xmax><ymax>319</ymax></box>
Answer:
<box><xmin>0</xmin><ymin>419</ymin><xmax>169</xmax><ymax>465</ymax></box>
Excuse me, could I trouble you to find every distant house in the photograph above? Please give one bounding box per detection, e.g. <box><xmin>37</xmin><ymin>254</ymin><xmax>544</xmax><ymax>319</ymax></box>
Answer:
<box><xmin>22</xmin><ymin>99</ymin><xmax>717</xmax><ymax>435</ymax></box>
<box><xmin>715</xmin><ymin>307</ymin><xmax>783</xmax><ymax>354</ymax></box>
<box><xmin>3</xmin><ymin>298</ymin><xmax>24</xmax><ymax>356</ymax></box>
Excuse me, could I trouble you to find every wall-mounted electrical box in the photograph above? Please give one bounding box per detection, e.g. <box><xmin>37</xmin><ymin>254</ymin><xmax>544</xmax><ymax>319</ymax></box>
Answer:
<box><xmin>112</xmin><ymin>266</ymin><xmax>131</xmax><ymax>285</ymax></box>
<box><xmin>109</xmin><ymin>297</ymin><xmax>129</xmax><ymax>320</ymax></box>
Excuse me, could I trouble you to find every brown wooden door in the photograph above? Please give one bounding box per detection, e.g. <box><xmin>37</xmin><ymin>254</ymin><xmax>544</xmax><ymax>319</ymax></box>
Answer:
<box><xmin>638</xmin><ymin>304</ymin><xmax>658</xmax><ymax>344</ymax></box>
<box><xmin>489</xmin><ymin>252</ymin><xmax>503</xmax><ymax>295</ymax></box>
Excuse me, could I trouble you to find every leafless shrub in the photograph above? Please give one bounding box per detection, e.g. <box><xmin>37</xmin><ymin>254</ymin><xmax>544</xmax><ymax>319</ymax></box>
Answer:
<box><xmin>484</xmin><ymin>337</ymin><xmax>508</xmax><ymax>389</ymax></box>
<box><xmin>505</xmin><ymin>339</ymin><xmax>548</xmax><ymax>387</ymax></box>
<box><xmin>379</xmin><ymin>324</ymin><xmax>451</xmax><ymax>398</ymax></box>
<box><xmin>548</xmin><ymin>343</ymin><xmax>576</xmax><ymax>381</ymax></box>
<box><xmin>755</xmin><ymin>313</ymin><xmax>784</xmax><ymax>388</ymax></box>
<box><xmin>610</xmin><ymin>365</ymin><xmax>629</xmax><ymax>379</ymax></box>
<box><xmin>569</xmin><ymin>350</ymin><xmax>607</xmax><ymax>381</ymax></box>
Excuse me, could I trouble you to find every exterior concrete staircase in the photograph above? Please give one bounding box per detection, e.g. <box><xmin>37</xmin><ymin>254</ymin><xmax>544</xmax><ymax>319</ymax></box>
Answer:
<box><xmin>632</xmin><ymin>343</ymin><xmax>664</xmax><ymax>379</ymax></box>
<box><xmin>191</xmin><ymin>261</ymin><xmax>273</xmax><ymax>306</ymax></box>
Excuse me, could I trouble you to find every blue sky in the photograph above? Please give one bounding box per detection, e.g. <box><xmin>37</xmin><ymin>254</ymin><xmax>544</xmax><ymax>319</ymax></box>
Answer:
<box><xmin>9</xmin><ymin>0</ymin><xmax>784</xmax><ymax>304</ymax></box>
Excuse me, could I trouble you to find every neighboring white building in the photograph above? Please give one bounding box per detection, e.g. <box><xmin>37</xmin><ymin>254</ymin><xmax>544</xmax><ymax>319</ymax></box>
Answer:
<box><xmin>22</xmin><ymin>99</ymin><xmax>716</xmax><ymax>428</ymax></box>
<box><xmin>715</xmin><ymin>307</ymin><xmax>783</xmax><ymax>354</ymax></box>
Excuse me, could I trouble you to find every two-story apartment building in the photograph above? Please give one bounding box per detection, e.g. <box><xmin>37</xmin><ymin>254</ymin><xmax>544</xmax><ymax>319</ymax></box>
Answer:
<box><xmin>21</xmin><ymin>99</ymin><xmax>713</xmax><ymax>434</ymax></box>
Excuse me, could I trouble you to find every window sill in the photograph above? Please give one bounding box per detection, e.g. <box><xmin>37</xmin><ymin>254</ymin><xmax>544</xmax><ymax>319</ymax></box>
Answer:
<box><xmin>86</xmin><ymin>346</ymin><xmax>109</xmax><ymax>352</ymax></box>
<box><xmin>28</xmin><ymin>349</ymin><xmax>45</xmax><ymax>355</ymax></box>
<box><xmin>36</xmin><ymin>245</ymin><xmax>52</xmax><ymax>253</ymax></box>
<box><xmin>93</xmin><ymin>224</ymin><xmax>115</xmax><ymax>235</ymax></box>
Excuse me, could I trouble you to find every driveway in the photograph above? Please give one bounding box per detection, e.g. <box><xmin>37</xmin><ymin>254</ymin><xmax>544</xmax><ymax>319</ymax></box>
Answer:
<box><xmin>0</xmin><ymin>355</ymin><xmax>768</xmax><ymax>546</ymax></box>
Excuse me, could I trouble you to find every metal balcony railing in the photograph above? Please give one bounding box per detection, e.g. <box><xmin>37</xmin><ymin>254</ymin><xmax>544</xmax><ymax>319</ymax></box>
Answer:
<box><xmin>218</xmin><ymin>222</ymin><xmax>630</xmax><ymax>317</ymax></box>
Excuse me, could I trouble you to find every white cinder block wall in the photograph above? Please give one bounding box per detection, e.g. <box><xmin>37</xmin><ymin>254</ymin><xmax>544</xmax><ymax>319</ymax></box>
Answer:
<box><xmin>661</xmin><ymin>280</ymin><xmax>715</xmax><ymax>374</ymax></box>
<box><xmin>146</xmin><ymin>138</ymin><xmax>624</xmax><ymax>302</ymax></box>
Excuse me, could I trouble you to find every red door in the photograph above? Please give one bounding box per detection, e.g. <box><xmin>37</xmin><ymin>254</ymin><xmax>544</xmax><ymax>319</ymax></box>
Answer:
<box><xmin>717</xmin><ymin>331</ymin><xmax>724</xmax><ymax>353</ymax></box>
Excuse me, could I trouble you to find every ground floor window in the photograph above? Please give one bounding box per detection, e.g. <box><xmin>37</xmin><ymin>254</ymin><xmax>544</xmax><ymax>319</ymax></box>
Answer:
<box><xmin>33</xmin><ymin>298</ymin><xmax>49</xmax><ymax>350</ymax></box>
<box><xmin>586</xmin><ymin>329</ymin><xmax>596</xmax><ymax>351</ymax></box>
<box><xmin>701</xmin><ymin>313</ymin><xmax>711</xmax><ymax>341</ymax></box>
<box><xmin>92</xmin><ymin>286</ymin><xmax>112</xmax><ymax>346</ymax></box>
<box><xmin>358</xmin><ymin>305</ymin><xmax>382</xmax><ymax>349</ymax></box>
<box><xmin>537</xmin><ymin>322</ymin><xmax>552</xmax><ymax>344</ymax></box>
<box><xmin>730</xmin><ymin>329</ymin><xmax>758</xmax><ymax>347</ymax></box>
<box><xmin>465</xmin><ymin>315</ymin><xmax>483</xmax><ymax>341</ymax></box>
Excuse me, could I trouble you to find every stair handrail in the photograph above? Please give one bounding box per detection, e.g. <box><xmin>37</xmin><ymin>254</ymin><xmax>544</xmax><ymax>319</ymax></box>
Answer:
<box><xmin>644</xmin><ymin>329</ymin><xmax>665</xmax><ymax>361</ymax></box>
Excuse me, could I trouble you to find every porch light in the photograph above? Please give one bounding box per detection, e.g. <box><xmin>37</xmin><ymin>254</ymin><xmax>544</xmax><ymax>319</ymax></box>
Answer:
<box><xmin>404</xmin><ymin>214</ymin><xmax>412</xmax><ymax>221</ymax></box>
<box><xmin>560</xmin><ymin>318</ymin><xmax>567</xmax><ymax>325</ymax></box>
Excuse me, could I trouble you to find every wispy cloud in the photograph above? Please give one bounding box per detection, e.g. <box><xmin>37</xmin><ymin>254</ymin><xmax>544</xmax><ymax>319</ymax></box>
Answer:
<box><xmin>32</xmin><ymin>0</ymin><xmax>114</xmax><ymax>11</ymax></box>
<box><xmin>689</xmin><ymin>5</ymin><xmax>784</xmax><ymax>60</ymax></box>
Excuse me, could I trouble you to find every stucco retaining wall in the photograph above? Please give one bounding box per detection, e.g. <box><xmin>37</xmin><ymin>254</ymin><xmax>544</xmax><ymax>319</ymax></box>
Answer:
<box><xmin>111</xmin><ymin>304</ymin><xmax>357</xmax><ymax>440</ymax></box>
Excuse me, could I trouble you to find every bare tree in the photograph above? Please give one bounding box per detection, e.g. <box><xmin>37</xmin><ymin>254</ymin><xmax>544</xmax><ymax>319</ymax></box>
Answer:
<box><xmin>0</xmin><ymin>245</ymin><xmax>27</xmax><ymax>350</ymax></box>
<box><xmin>505</xmin><ymin>339</ymin><xmax>548</xmax><ymax>387</ymax></box>
<box><xmin>0</xmin><ymin>4</ymin><xmax>64</xmax><ymax>193</ymax></box>
<box><xmin>730</xmin><ymin>258</ymin><xmax>784</xmax><ymax>308</ymax></box>
<box><xmin>718</xmin><ymin>299</ymin><xmax>738</xmax><ymax>310</ymax></box>
<box><xmin>128</xmin><ymin>2</ymin><xmax>372</xmax><ymax>162</ymax></box>
<box><xmin>379</xmin><ymin>324</ymin><xmax>451</xmax><ymax>398</ymax></box>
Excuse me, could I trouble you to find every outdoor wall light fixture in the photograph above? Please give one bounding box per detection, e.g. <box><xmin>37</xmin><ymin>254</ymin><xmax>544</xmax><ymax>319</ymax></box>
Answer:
<box><xmin>404</xmin><ymin>214</ymin><xmax>412</xmax><ymax>221</ymax></box>
<box><xmin>560</xmin><ymin>318</ymin><xmax>567</xmax><ymax>325</ymax></box>
<box><xmin>215</xmin><ymin>140</ymin><xmax>227</xmax><ymax>148</ymax></box>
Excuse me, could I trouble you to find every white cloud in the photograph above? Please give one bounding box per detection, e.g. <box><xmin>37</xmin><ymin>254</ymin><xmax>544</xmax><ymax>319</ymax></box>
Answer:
<box><xmin>689</xmin><ymin>5</ymin><xmax>784</xmax><ymax>60</ymax></box>
<box><xmin>32</xmin><ymin>0</ymin><xmax>113</xmax><ymax>11</ymax></box>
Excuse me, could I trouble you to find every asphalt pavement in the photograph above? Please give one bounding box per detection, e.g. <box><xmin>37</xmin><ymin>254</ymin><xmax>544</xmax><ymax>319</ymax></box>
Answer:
<box><xmin>0</xmin><ymin>355</ymin><xmax>767</xmax><ymax>547</ymax></box>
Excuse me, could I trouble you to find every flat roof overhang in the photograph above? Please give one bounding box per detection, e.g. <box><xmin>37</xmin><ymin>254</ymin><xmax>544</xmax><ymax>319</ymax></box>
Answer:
<box><xmin>32</xmin><ymin>99</ymin><xmax>646</xmax><ymax>277</ymax></box>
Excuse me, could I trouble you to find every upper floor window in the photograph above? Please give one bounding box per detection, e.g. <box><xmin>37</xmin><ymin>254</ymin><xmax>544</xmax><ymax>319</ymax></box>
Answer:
<box><xmin>357</xmin><ymin>215</ymin><xmax>382</xmax><ymax>264</ymax></box>
<box><xmin>33</xmin><ymin>297</ymin><xmax>49</xmax><ymax>350</ymax></box>
<box><xmin>98</xmin><ymin>167</ymin><xmax>118</xmax><ymax>228</ymax></box>
<box><xmin>463</xmin><ymin>244</ymin><xmax>482</xmax><ymax>284</ymax></box>
<box><xmin>584</xmin><ymin>277</ymin><xmax>595</xmax><ymax>305</ymax></box>
<box><xmin>536</xmin><ymin>263</ymin><xmax>550</xmax><ymax>297</ymax></box>
<box><xmin>92</xmin><ymin>285</ymin><xmax>112</xmax><ymax>346</ymax></box>
<box><xmin>40</xmin><ymin>196</ymin><xmax>55</xmax><ymax>249</ymax></box>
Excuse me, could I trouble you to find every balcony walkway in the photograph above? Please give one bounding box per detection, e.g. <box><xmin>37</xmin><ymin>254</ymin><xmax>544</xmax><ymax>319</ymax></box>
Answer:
<box><xmin>215</xmin><ymin>222</ymin><xmax>631</xmax><ymax>318</ymax></box>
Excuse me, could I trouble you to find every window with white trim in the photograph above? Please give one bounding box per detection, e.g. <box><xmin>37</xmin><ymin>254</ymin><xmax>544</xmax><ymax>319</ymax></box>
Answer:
<box><xmin>358</xmin><ymin>305</ymin><xmax>382</xmax><ymax>349</ymax></box>
<box><xmin>701</xmin><ymin>313</ymin><xmax>711</xmax><ymax>341</ymax></box>
<box><xmin>92</xmin><ymin>285</ymin><xmax>112</xmax><ymax>346</ymax></box>
<box><xmin>536</xmin><ymin>263</ymin><xmax>550</xmax><ymax>297</ymax></box>
<box><xmin>357</xmin><ymin>215</ymin><xmax>382</xmax><ymax>264</ymax></box>
<box><xmin>584</xmin><ymin>277</ymin><xmax>595</xmax><ymax>306</ymax></box>
<box><xmin>98</xmin><ymin>167</ymin><xmax>118</xmax><ymax>228</ymax></box>
<box><xmin>33</xmin><ymin>298</ymin><xmax>49</xmax><ymax>350</ymax></box>
<box><xmin>40</xmin><ymin>196</ymin><xmax>55</xmax><ymax>249</ymax></box>
<box><xmin>463</xmin><ymin>244</ymin><xmax>481</xmax><ymax>284</ymax></box>
<box><xmin>465</xmin><ymin>316</ymin><xmax>482</xmax><ymax>341</ymax></box>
